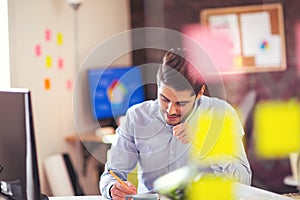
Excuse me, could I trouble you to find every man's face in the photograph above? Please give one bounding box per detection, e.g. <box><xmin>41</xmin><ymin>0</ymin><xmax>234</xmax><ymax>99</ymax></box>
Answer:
<box><xmin>158</xmin><ymin>83</ymin><xmax>196</xmax><ymax>126</ymax></box>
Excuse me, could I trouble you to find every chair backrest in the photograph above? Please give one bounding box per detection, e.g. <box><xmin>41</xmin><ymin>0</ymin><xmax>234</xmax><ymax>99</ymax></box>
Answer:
<box><xmin>44</xmin><ymin>153</ymin><xmax>84</xmax><ymax>196</ymax></box>
<box><xmin>237</xmin><ymin>90</ymin><xmax>257</xmax><ymax>127</ymax></box>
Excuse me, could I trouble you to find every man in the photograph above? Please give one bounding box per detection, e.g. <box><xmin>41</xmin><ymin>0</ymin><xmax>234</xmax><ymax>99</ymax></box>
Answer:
<box><xmin>100</xmin><ymin>49</ymin><xmax>251</xmax><ymax>199</ymax></box>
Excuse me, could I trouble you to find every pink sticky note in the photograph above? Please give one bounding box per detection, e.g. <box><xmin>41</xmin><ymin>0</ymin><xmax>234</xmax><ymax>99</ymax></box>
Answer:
<box><xmin>182</xmin><ymin>24</ymin><xmax>235</xmax><ymax>82</ymax></box>
<box><xmin>66</xmin><ymin>79</ymin><xmax>73</xmax><ymax>90</ymax></box>
<box><xmin>58</xmin><ymin>57</ymin><xmax>64</xmax><ymax>70</ymax></box>
<box><xmin>35</xmin><ymin>44</ymin><xmax>41</xmax><ymax>57</ymax></box>
<box><xmin>45</xmin><ymin>29</ymin><xmax>51</xmax><ymax>41</ymax></box>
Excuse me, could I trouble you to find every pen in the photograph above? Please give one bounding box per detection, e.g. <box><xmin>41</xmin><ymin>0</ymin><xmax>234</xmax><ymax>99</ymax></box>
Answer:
<box><xmin>108</xmin><ymin>170</ymin><xmax>131</xmax><ymax>190</ymax></box>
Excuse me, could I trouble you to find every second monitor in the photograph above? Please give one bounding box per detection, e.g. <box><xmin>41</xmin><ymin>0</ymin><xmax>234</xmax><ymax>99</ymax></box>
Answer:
<box><xmin>87</xmin><ymin>66</ymin><xmax>145</xmax><ymax>121</ymax></box>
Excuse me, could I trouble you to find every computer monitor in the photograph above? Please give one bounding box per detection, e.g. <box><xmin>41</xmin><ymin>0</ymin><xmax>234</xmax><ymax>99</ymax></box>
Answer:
<box><xmin>0</xmin><ymin>89</ymin><xmax>47</xmax><ymax>200</ymax></box>
<box><xmin>87</xmin><ymin>66</ymin><xmax>145</xmax><ymax>121</ymax></box>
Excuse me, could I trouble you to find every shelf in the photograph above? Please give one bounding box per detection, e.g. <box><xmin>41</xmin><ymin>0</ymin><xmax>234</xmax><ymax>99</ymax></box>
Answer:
<box><xmin>65</xmin><ymin>133</ymin><xmax>116</xmax><ymax>144</ymax></box>
<box><xmin>65</xmin><ymin>134</ymin><xmax>104</xmax><ymax>143</ymax></box>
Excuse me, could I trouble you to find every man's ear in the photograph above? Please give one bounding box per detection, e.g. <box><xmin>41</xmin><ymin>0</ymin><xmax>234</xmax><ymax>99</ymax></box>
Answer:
<box><xmin>196</xmin><ymin>85</ymin><xmax>205</xmax><ymax>100</ymax></box>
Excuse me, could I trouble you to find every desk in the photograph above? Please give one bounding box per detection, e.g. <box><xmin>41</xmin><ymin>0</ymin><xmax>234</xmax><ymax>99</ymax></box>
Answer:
<box><xmin>48</xmin><ymin>183</ymin><xmax>293</xmax><ymax>200</ymax></box>
<box><xmin>49</xmin><ymin>196</ymin><xmax>103</xmax><ymax>200</ymax></box>
<box><xmin>65</xmin><ymin>134</ymin><xmax>104</xmax><ymax>143</ymax></box>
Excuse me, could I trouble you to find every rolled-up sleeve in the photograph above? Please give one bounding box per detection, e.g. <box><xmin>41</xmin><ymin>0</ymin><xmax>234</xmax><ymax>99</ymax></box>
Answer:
<box><xmin>208</xmin><ymin>155</ymin><xmax>252</xmax><ymax>185</ymax></box>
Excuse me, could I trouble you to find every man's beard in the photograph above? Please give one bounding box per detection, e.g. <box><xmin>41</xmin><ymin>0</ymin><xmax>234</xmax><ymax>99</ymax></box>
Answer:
<box><xmin>165</xmin><ymin>114</ymin><xmax>181</xmax><ymax>127</ymax></box>
<box><xmin>164</xmin><ymin>107</ymin><xmax>195</xmax><ymax>127</ymax></box>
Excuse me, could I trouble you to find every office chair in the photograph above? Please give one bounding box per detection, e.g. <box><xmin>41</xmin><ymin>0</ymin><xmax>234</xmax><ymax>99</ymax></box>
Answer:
<box><xmin>44</xmin><ymin>153</ymin><xmax>84</xmax><ymax>196</ymax></box>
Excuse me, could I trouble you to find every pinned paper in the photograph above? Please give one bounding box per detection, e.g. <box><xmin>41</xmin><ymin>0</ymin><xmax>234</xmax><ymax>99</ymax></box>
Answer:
<box><xmin>208</xmin><ymin>13</ymin><xmax>241</xmax><ymax>55</ymax></box>
<box><xmin>58</xmin><ymin>58</ymin><xmax>64</xmax><ymax>70</ymax></box>
<box><xmin>44</xmin><ymin>78</ymin><xmax>51</xmax><ymax>90</ymax></box>
<box><xmin>254</xmin><ymin>35</ymin><xmax>281</xmax><ymax>66</ymax></box>
<box><xmin>45</xmin><ymin>29</ymin><xmax>51</xmax><ymax>41</ymax></box>
<box><xmin>45</xmin><ymin>56</ymin><xmax>52</xmax><ymax>68</ymax></box>
<box><xmin>57</xmin><ymin>33</ymin><xmax>63</xmax><ymax>45</ymax></box>
<box><xmin>254</xmin><ymin>99</ymin><xmax>300</xmax><ymax>158</ymax></box>
<box><xmin>35</xmin><ymin>44</ymin><xmax>42</xmax><ymax>57</ymax></box>
<box><xmin>240</xmin><ymin>11</ymin><xmax>271</xmax><ymax>56</ymax></box>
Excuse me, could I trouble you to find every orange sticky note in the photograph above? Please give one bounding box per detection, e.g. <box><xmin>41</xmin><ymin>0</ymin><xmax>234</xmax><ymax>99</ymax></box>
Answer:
<box><xmin>46</xmin><ymin>56</ymin><xmax>52</xmax><ymax>68</ymax></box>
<box><xmin>44</xmin><ymin>78</ymin><xmax>51</xmax><ymax>90</ymax></box>
<box><xmin>57</xmin><ymin>33</ymin><xmax>63</xmax><ymax>45</ymax></box>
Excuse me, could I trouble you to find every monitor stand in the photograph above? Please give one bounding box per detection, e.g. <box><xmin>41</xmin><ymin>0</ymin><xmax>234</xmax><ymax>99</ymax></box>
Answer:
<box><xmin>40</xmin><ymin>193</ymin><xmax>49</xmax><ymax>200</ymax></box>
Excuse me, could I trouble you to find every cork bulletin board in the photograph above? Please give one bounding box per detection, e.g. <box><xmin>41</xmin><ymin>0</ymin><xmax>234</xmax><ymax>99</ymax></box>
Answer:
<box><xmin>201</xmin><ymin>3</ymin><xmax>286</xmax><ymax>74</ymax></box>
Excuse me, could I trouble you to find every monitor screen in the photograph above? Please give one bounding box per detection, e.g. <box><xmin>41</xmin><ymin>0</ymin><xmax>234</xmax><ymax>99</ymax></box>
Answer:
<box><xmin>0</xmin><ymin>89</ymin><xmax>43</xmax><ymax>200</ymax></box>
<box><xmin>87</xmin><ymin>66</ymin><xmax>145</xmax><ymax>120</ymax></box>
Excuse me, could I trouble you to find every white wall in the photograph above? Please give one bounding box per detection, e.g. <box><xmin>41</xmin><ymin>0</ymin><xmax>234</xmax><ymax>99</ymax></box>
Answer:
<box><xmin>8</xmin><ymin>0</ymin><xmax>131</xmax><ymax>195</ymax></box>
<box><xmin>0</xmin><ymin>0</ymin><xmax>10</xmax><ymax>88</ymax></box>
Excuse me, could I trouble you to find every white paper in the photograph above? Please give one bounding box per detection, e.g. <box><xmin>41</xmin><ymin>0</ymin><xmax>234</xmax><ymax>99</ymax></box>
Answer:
<box><xmin>208</xmin><ymin>13</ymin><xmax>241</xmax><ymax>55</ymax></box>
<box><xmin>254</xmin><ymin>35</ymin><xmax>281</xmax><ymax>66</ymax></box>
<box><xmin>240</xmin><ymin>12</ymin><xmax>271</xmax><ymax>56</ymax></box>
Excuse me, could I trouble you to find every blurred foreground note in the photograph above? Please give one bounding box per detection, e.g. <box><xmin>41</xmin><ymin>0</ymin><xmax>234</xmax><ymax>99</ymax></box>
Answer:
<box><xmin>182</xmin><ymin>24</ymin><xmax>239</xmax><ymax>83</ymax></box>
<box><xmin>254</xmin><ymin>99</ymin><xmax>300</xmax><ymax>158</ymax></box>
<box><xmin>189</xmin><ymin>110</ymin><xmax>239</xmax><ymax>163</ymax></box>
<box><xmin>186</xmin><ymin>175</ymin><xmax>234</xmax><ymax>200</ymax></box>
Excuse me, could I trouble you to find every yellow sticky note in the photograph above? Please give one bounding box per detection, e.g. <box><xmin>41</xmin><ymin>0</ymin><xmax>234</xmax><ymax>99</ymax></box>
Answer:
<box><xmin>57</xmin><ymin>33</ymin><xmax>63</xmax><ymax>45</ymax></box>
<box><xmin>189</xmin><ymin>110</ymin><xmax>238</xmax><ymax>163</ymax></box>
<box><xmin>45</xmin><ymin>56</ymin><xmax>52</xmax><ymax>68</ymax></box>
<box><xmin>254</xmin><ymin>99</ymin><xmax>300</xmax><ymax>158</ymax></box>
<box><xmin>233</xmin><ymin>56</ymin><xmax>243</xmax><ymax>67</ymax></box>
<box><xmin>186</xmin><ymin>175</ymin><xmax>235</xmax><ymax>200</ymax></box>
<box><xmin>44</xmin><ymin>78</ymin><xmax>51</xmax><ymax>90</ymax></box>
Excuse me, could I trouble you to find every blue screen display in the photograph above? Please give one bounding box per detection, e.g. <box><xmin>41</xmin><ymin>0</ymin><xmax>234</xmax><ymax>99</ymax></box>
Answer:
<box><xmin>87</xmin><ymin>66</ymin><xmax>145</xmax><ymax>120</ymax></box>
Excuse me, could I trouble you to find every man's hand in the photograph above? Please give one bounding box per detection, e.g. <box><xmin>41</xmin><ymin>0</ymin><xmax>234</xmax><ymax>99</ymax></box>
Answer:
<box><xmin>110</xmin><ymin>181</ymin><xmax>136</xmax><ymax>200</ymax></box>
<box><xmin>173</xmin><ymin>123</ymin><xmax>190</xmax><ymax>144</ymax></box>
